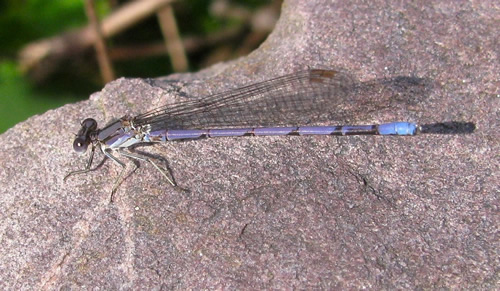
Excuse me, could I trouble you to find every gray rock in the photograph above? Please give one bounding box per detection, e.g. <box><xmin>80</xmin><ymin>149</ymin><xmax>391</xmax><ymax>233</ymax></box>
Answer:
<box><xmin>0</xmin><ymin>0</ymin><xmax>497</xmax><ymax>289</ymax></box>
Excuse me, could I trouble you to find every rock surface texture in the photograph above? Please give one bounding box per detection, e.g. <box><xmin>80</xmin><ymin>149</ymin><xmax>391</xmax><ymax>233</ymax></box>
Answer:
<box><xmin>0</xmin><ymin>0</ymin><xmax>498</xmax><ymax>289</ymax></box>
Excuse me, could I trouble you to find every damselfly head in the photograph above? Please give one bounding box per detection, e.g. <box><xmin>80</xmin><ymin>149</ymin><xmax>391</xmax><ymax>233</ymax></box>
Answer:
<box><xmin>80</xmin><ymin>118</ymin><xmax>97</xmax><ymax>131</ymax></box>
<box><xmin>73</xmin><ymin>118</ymin><xmax>98</xmax><ymax>153</ymax></box>
<box><xmin>73</xmin><ymin>137</ymin><xmax>90</xmax><ymax>153</ymax></box>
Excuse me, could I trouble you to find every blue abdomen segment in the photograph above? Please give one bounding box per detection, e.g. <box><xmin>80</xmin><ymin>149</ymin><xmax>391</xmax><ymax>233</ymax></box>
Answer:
<box><xmin>159</xmin><ymin>122</ymin><xmax>418</xmax><ymax>140</ymax></box>
<box><xmin>377</xmin><ymin>122</ymin><xmax>418</xmax><ymax>135</ymax></box>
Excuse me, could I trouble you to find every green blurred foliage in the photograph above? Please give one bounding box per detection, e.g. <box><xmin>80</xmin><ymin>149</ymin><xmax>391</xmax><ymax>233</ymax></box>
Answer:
<box><xmin>0</xmin><ymin>0</ymin><xmax>87</xmax><ymax>54</ymax></box>
<box><xmin>0</xmin><ymin>61</ymin><xmax>82</xmax><ymax>133</ymax></box>
<box><xmin>0</xmin><ymin>0</ymin><xmax>89</xmax><ymax>133</ymax></box>
<box><xmin>0</xmin><ymin>0</ymin><xmax>272</xmax><ymax>133</ymax></box>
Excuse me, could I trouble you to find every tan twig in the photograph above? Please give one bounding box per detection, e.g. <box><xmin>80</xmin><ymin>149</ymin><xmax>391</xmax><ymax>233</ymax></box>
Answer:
<box><xmin>85</xmin><ymin>0</ymin><xmax>115</xmax><ymax>83</ymax></box>
<box><xmin>157</xmin><ymin>4</ymin><xmax>189</xmax><ymax>72</ymax></box>
<box><xmin>108</xmin><ymin>26</ymin><xmax>244</xmax><ymax>60</ymax></box>
<box><xmin>19</xmin><ymin>0</ymin><xmax>175</xmax><ymax>80</ymax></box>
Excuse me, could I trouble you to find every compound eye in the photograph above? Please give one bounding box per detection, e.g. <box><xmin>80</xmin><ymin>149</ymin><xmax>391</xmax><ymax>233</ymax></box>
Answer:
<box><xmin>81</xmin><ymin>118</ymin><xmax>97</xmax><ymax>131</ymax></box>
<box><xmin>73</xmin><ymin>137</ymin><xmax>89</xmax><ymax>153</ymax></box>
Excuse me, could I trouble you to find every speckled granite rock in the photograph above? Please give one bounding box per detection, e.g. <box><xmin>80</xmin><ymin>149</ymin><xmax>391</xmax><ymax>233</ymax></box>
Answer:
<box><xmin>0</xmin><ymin>0</ymin><xmax>497</xmax><ymax>289</ymax></box>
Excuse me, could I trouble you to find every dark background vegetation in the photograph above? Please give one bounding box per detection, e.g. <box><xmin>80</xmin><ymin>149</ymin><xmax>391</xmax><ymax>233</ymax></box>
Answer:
<box><xmin>0</xmin><ymin>0</ymin><xmax>276</xmax><ymax>133</ymax></box>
